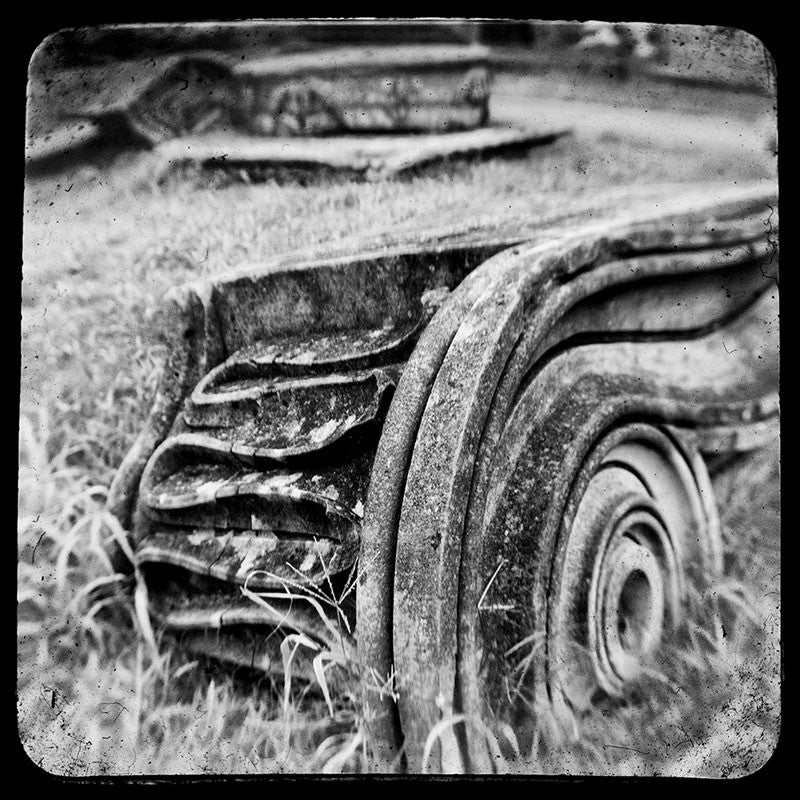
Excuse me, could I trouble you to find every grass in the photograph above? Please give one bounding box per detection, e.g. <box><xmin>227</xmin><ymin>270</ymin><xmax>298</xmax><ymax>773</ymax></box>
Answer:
<box><xmin>19</xmin><ymin>76</ymin><xmax>779</xmax><ymax>776</ymax></box>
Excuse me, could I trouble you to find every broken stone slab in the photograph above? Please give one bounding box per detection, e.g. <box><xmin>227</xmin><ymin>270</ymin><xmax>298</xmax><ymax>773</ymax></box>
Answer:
<box><xmin>153</xmin><ymin>125</ymin><xmax>571</xmax><ymax>181</ymax></box>
<box><xmin>233</xmin><ymin>45</ymin><xmax>494</xmax><ymax>137</ymax></box>
<box><xmin>41</xmin><ymin>44</ymin><xmax>495</xmax><ymax>147</ymax></box>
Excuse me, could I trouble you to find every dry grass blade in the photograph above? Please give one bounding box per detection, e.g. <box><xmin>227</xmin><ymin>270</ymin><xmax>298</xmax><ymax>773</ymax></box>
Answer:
<box><xmin>321</xmin><ymin>730</ymin><xmax>364</xmax><ymax>773</ymax></box>
<box><xmin>241</xmin><ymin>572</ymin><xmax>348</xmax><ymax>651</ymax></box>
<box><xmin>311</xmin><ymin>652</ymin><xmax>336</xmax><ymax>717</ymax></box>
<box><xmin>280</xmin><ymin>632</ymin><xmax>320</xmax><ymax>719</ymax></box>
<box><xmin>497</xmin><ymin>721</ymin><xmax>521</xmax><ymax>760</ymax></box>
<box><xmin>421</xmin><ymin>713</ymin><xmax>468</xmax><ymax>774</ymax></box>
<box><xmin>133</xmin><ymin>576</ymin><xmax>160</xmax><ymax>657</ymax></box>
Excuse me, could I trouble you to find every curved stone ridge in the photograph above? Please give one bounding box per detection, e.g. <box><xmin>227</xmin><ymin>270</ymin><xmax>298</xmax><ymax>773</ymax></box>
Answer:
<box><xmin>184</xmin><ymin>367</ymin><xmax>401</xmax><ymax>456</ymax></box>
<box><xmin>108</xmin><ymin>180</ymin><xmax>778</xmax><ymax>772</ymax></box>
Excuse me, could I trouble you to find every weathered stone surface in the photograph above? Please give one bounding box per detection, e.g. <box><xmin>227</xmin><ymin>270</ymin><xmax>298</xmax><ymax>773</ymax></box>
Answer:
<box><xmin>108</xmin><ymin>180</ymin><xmax>778</xmax><ymax>773</ymax></box>
<box><xmin>136</xmin><ymin>527</ymin><xmax>361</xmax><ymax>590</ymax></box>
<box><xmin>46</xmin><ymin>45</ymin><xmax>495</xmax><ymax>146</ymax></box>
<box><xmin>184</xmin><ymin>367</ymin><xmax>401</xmax><ymax>456</ymax></box>
<box><xmin>358</xmin><ymin>184</ymin><xmax>778</xmax><ymax>770</ymax></box>
<box><xmin>154</xmin><ymin>125</ymin><xmax>569</xmax><ymax>181</ymax></box>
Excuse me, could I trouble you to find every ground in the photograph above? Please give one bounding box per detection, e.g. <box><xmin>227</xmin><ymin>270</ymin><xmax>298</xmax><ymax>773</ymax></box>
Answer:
<box><xmin>18</xmin><ymin>66</ymin><xmax>779</xmax><ymax>775</ymax></box>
